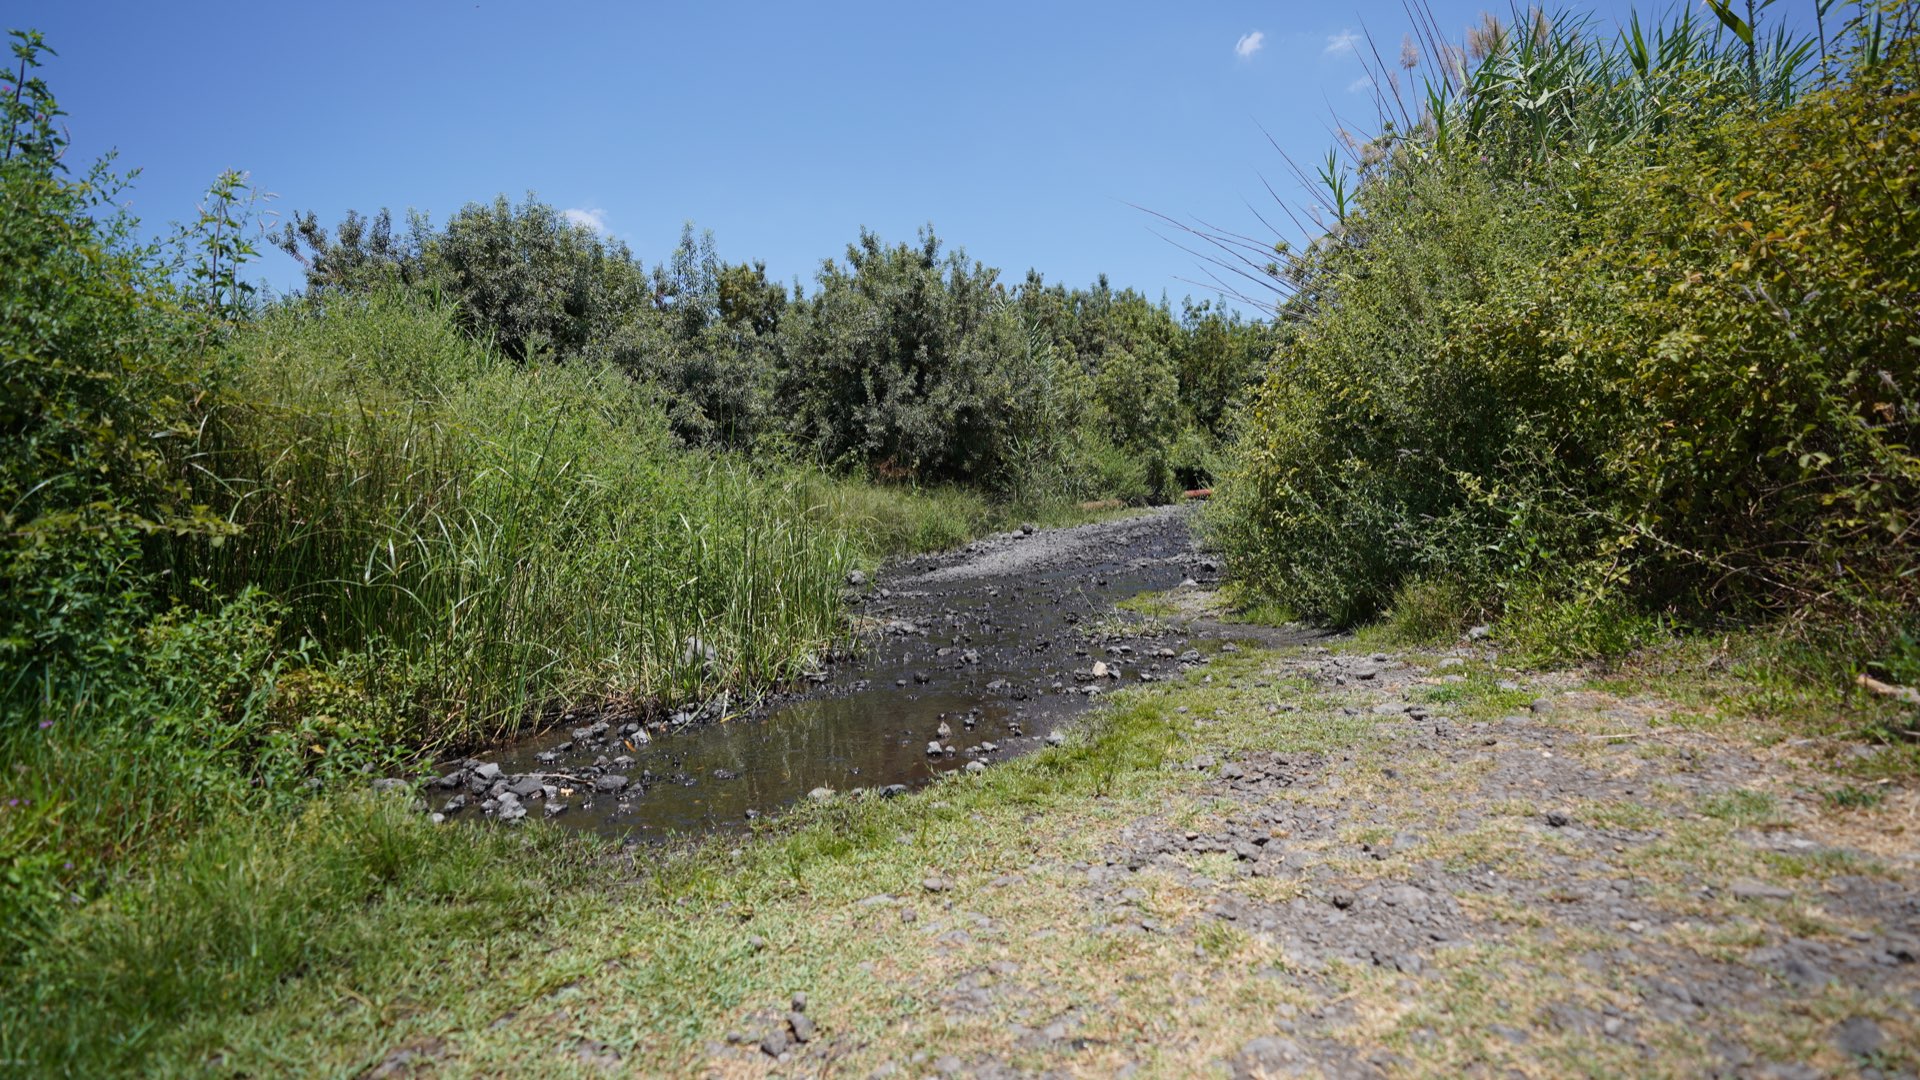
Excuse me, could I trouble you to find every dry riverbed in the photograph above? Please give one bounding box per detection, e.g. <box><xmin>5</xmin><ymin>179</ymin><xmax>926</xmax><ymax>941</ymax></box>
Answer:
<box><xmin>193</xmin><ymin>542</ymin><xmax>1918</xmax><ymax>1078</ymax></box>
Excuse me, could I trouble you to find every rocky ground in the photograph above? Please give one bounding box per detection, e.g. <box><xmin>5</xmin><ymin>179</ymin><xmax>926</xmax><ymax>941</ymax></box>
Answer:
<box><xmin>670</xmin><ymin>629</ymin><xmax>1919</xmax><ymax>1078</ymax></box>
<box><xmin>443</xmin><ymin>508</ymin><xmax>1316</xmax><ymax>835</ymax></box>
<box><xmin>199</xmin><ymin>516</ymin><xmax>1918</xmax><ymax>1078</ymax></box>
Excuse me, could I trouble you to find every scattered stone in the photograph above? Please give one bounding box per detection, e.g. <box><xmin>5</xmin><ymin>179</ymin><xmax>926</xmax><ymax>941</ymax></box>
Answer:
<box><xmin>927</xmin><ymin>741</ymin><xmax>945</xmax><ymax>756</ymax></box>
<box><xmin>1730</xmin><ymin>878</ymin><xmax>1793</xmax><ymax>902</ymax></box>
<box><xmin>1545</xmin><ymin>811</ymin><xmax>1571</xmax><ymax>828</ymax></box>
<box><xmin>787</xmin><ymin>1010</ymin><xmax>816</xmax><ymax>1043</ymax></box>
<box><xmin>1239</xmin><ymin>1036</ymin><xmax>1303</xmax><ymax>1069</ymax></box>
<box><xmin>846</xmin><ymin>569</ymin><xmax>868</xmax><ymax>587</ymax></box>
<box><xmin>594</xmin><ymin>774</ymin><xmax>629</xmax><ymax>794</ymax></box>
<box><xmin>807</xmin><ymin>786</ymin><xmax>835</xmax><ymax>801</ymax></box>
<box><xmin>965</xmin><ymin>761</ymin><xmax>987</xmax><ymax>775</ymax></box>
<box><xmin>759</xmin><ymin>1028</ymin><xmax>792</xmax><ymax>1057</ymax></box>
<box><xmin>1467</xmin><ymin>624</ymin><xmax>1492</xmax><ymax>641</ymax></box>
<box><xmin>880</xmin><ymin>784</ymin><xmax>909</xmax><ymax>798</ymax></box>
<box><xmin>472</xmin><ymin>762</ymin><xmax>502</xmax><ymax>782</ymax></box>
<box><xmin>923</xmin><ymin>876</ymin><xmax>951</xmax><ymax>893</ymax></box>
<box><xmin>791</xmin><ymin>991</ymin><xmax>809</xmax><ymax>1013</ymax></box>
<box><xmin>1382</xmin><ymin>884</ymin><xmax>1429</xmax><ymax>908</ymax></box>
<box><xmin>1833</xmin><ymin>1016</ymin><xmax>1883</xmax><ymax>1057</ymax></box>
<box><xmin>1046</xmin><ymin>731</ymin><xmax>1067</xmax><ymax>746</ymax></box>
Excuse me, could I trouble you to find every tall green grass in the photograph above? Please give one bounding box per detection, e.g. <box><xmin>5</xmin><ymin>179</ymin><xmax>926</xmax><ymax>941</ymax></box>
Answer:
<box><xmin>169</xmin><ymin>293</ymin><xmax>854</xmax><ymax>745</ymax></box>
<box><xmin>1</xmin><ymin>792</ymin><xmax>588</xmax><ymax>1074</ymax></box>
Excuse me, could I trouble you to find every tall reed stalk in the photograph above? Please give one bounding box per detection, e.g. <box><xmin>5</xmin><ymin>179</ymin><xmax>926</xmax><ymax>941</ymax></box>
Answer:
<box><xmin>166</xmin><ymin>292</ymin><xmax>851</xmax><ymax>746</ymax></box>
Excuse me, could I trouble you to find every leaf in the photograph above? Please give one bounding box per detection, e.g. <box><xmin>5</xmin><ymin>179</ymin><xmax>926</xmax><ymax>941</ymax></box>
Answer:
<box><xmin>1703</xmin><ymin>0</ymin><xmax>1754</xmax><ymax>47</ymax></box>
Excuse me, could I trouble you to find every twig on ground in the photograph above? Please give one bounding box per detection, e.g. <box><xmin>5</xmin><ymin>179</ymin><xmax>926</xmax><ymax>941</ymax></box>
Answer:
<box><xmin>1856</xmin><ymin>673</ymin><xmax>1920</xmax><ymax>707</ymax></box>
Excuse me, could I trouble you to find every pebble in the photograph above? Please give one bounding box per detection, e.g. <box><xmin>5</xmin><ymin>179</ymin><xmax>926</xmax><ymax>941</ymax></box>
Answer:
<box><xmin>1834</xmin><ymin>1016</ymin><xmax>1883</xmax><ymax>1057</ymax></box>
<box><xmin>1730</xmin><ymin>878</ymin><xmax>1793</xmax><ymax>901</ymax></box>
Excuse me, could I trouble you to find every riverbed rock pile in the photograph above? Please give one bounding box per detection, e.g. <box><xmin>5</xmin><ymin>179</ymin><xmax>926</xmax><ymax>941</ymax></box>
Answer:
<box><xmin>418</xmin><ymin>713</ymin><xmax>667</xmax><ymax>823</ymax></box>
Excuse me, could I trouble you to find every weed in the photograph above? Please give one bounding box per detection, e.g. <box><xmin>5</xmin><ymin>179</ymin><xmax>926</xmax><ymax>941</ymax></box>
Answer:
<box><xmin>1697</xmin><ymin>789</ymin><xmax>1782</xmax><ymax>827</ymax></box>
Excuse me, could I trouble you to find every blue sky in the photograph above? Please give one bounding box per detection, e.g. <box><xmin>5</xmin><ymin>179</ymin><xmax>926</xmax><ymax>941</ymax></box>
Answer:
<box><xmin>18</xmin><ymin>1</ymin><xmax>1805</xmax><ymax>308</ymax></box>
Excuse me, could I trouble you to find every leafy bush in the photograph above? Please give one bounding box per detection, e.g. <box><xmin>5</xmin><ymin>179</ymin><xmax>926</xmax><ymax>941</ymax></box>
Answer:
<box><xmin>0</xmin><ymin>31</ymin><xmax>218</xmax><ymax>718</ymax></box>
<box><xmin>1214</xmin><ymin>6</ymin><xmax>1918</xmax><ymax>670</ymax></box>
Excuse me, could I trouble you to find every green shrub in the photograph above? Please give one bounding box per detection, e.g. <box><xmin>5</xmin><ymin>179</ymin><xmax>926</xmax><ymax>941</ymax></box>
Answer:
<box><xmin>1384</xmin><ymin>576</ymin><xmax>1490</xmax><ymax>644</ymax></box>
<box><xmin>169</xmin><ymin>294</ymin><xmax>852</xmax><ymax>743</ymax></box>
<box><xmin>1214</xmin><ymin>9</ymin><xmax>1917</xmax><ymax>668</ymax></box>
<box><xmin>0</xmin><ymin>31</ymin><xmax>219</xmax><ymax>719</ymax></box>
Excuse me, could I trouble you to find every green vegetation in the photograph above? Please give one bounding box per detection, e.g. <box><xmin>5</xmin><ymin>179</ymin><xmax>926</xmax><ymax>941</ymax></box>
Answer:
<box><xmin>0</xmin><ymin>22</ymin><xmax>1260</xmax><ymax>1071</ymax></box>
<box><xmin>6</xmin><ymin>3</ymin><xmax>1920</xmax><ymax>1074</ymax></box>
<box><xmin>277</xmin><ymin>209</ymin><xmax>1274</xmax><ymax>504</ymax></box>
<box><xmin>0</xmin><ymin>20</ymin><xmax>1230</xmax><ymax>1019</ymax></box>
<box><xmin>1210</xmin><ymin>4</ymin><xmax>1919</xmax><ymax>686</ymax></box>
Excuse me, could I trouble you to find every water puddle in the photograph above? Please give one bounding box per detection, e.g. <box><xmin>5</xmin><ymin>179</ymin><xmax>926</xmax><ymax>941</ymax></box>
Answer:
<box><xmin>471</xmin><ymin>513</ymin><xmax>1212</xmax><ymax>838</ymax></box>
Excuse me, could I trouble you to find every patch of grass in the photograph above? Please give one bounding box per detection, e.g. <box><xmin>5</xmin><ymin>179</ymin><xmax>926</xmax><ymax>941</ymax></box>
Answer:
<box><xmin>1820</xmin><ymin>784</ymin><xmax>1888</xmax><ymax>811</ymax></box>
<box><xmin>1382</xmin><ymin>576</ymin><xmax>1489</xmax><ymax>645</ymax></box>
<box><xmin>1578</xmin><ymin>800</ymin><xmax>1665</xmax><ymax>832</ymax></box>
<box><xmin>1411</xmin><ymin>669</ymin><xmax>1536</xmax><ymax>720</ymax></box>
<box><xmin>1763</xmin><ymin>847</ymin><xmax>1890</xmax><ymax>881</ymax></box>
<box><xmin>0</xmin><ymin>794</ymin><xmax>590</xmax><ymax>1075</ymax></box>
<box><xmin>1697</xmin><ymin>789</ymin><xmax>1783</xmax><ymax>828</ymax></box>
<box><xmin>1117</xmin><ymin>590</ymin><xmax>1179</xmax><ymax>619</ymax></box>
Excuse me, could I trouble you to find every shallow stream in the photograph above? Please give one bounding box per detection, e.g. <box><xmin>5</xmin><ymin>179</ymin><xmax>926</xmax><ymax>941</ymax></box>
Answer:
<box><xmin>474</xmin><ymin>510</ymin><xmax>1218</xmax><ymax>837</ymax></box>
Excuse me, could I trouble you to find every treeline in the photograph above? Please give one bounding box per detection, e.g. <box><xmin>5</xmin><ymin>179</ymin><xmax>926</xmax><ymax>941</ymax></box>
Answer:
<box><xmin>276</xmin><ymin>204</ymin><xmax>1274</xmax><ymax>502</ymax></box>
<box><xmin>1212</xmin><ymin>2</ymin><xmax>1918</xmax><ymax>686</ymax></box>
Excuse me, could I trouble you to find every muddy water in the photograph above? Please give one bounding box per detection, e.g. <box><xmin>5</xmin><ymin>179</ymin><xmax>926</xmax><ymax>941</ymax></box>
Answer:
<box><xmin>483</xmin><ymin>510</ymin><xmax>1214</xmax><ymax>838</ymax></box>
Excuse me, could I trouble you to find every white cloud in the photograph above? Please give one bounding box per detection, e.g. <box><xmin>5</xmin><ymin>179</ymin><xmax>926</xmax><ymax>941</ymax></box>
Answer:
<box><xmin>1325</xmin><ymin>29</ymin><xmax>1360</xmax><ymax>55</ymax></box>
<box><xmin>562</xmin><ymin>207</ymin><xmax>607</xmax><ymax>233</ymax></box>
<box><xmin>1234</xmin><ymin>30</ymin><xmax>1265</xmax><ymax>60</ymax></box>
<box><xmin>1347</xmin><ymin>76</ymin><xmax>1374</xmax><ymax>93</ymax></box>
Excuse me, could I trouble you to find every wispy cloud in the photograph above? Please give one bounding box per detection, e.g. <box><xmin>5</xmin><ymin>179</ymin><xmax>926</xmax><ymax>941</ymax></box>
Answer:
<box><xmin>1347</xmin><ymin>76</ymin><xmax>1374</xmax><ymax>93</ymax></box>
<box><xmin>1234</xmin><ymin>30</ymin><xmax>1265</xmax><ymax>60</ymax></box>
<box><xmin>1324</xmin><ymin>29</ymin><xmax>1360</xmax><ymax>55</ymax></box>
<box><xmin>562</xmin><ymin>207</ymin><xmax>607</xmax><ymax>233</ymax></box>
